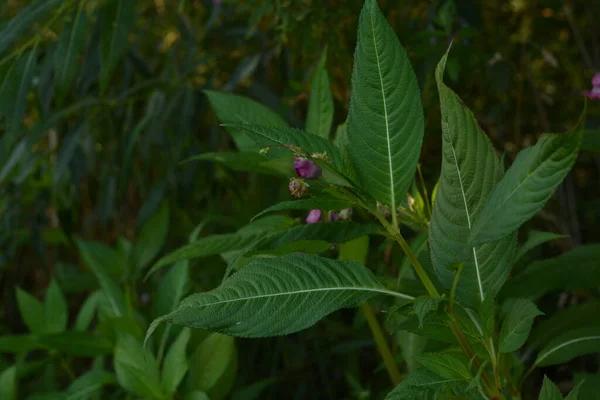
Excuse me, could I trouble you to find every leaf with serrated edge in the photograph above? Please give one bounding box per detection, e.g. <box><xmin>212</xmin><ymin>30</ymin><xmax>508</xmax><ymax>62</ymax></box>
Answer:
<box><xmin>498</xmin><ymin>298</ymin><xmax>543</xmax><ymax>353</ymax></box>
<box><xmin>347</xmin><ymin>0</ymin><xmax>424</xmax><ymax>212</ymax></box>
<box><xmin>469</xmin><ymin>128</ymin><xmax>582</xmax><ymax>245</ymax></box>
<box><xmin>538</xmin><ymin>376</ymin><xmax>563</xmax><ymax>400</ymax></box>
<box><xmin>145</xmin><ymin>254</ymin><xmax>413</xmax><ymax>342</ymax></box>
<box><xmin>416</xmin><ymin>352</ymin><xmax>472</xmax><ymax>381</ymax></box>
<box><xmin>535</xmin><ymin>327</ymin><xmax>600</xmax><ymax>367</ymax></box>
<box><xmin>306</xmin><ymin>63</ymin><xmax>333</xmax><ymax>138</ymax></box>
<box><xmin>429</xmin><ymin>49</ymin><xmax>516</xmax><ymax>307</ymax></box>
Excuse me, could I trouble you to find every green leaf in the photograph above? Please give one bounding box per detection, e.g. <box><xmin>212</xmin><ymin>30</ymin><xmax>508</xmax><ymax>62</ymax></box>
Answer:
<box><xmin>346</xmin><ymin>0</ymin><xmax>424</xmax><ymax>211</ymax></box>
<box><xmin>16</xmin><ymin>287</ymin><xmax>46</xmax><ymax>335</ymax></box>
<box><xmin>76</xmin><ymin>239</ymin><xmax>128</xmax><ymax>317</ymax></box>
<box><xmin>333</xmin><ymin>123</ymin><xmax>348</xmax><ymax>149</ymax></box>
<box><xmin>498</xmin><ymin>298</ymin><xmax>543</xmax><ymax>353</ymax></box>
<box><xmin>39</xmin><ymin>332</ymin><xmax>113</xmax><ymax>356</ymax></box>
<box><xmin>224</xmin><ymin>123</ymin><xmax>347</xmax><ymax>174</ymax></box>
<box><xmin>162</xmin><ymin>328</ymin><xmax>191</xmax><ymax>395</ymax></box>
<box><xmin>565</xmin><ymin>381</ymin><xmax>584</xmax><ymax>400</ymax></box>
<box><xmin>415</xmin><ymin>353</ymin><xmax>472</xmax><ymax>381</ymax></box>
<box><xmin>429</xmin><ymin>50</ymin><xmax>516</xmax><ymax>307</ymax></box>
<box><xmin>413</xmin><ymin>297</ymin><xmax>440</xmax><ymax>328</ymax></box>
<box><xmin>539</xmin><ymin>376</ymin><xmax>563</xmax><ymax>400</ymax></box>
<box><xmin>11</xmin><ymin>47</ymin><xmax>37</xmax><ymax>134</ymax></box>
<box><xmin>0</xmin><ymin>366</ymin><xmax>16</xmax><ymax>400</ymax></box>
<box><xmin>44</xmin><ymin>279</ymin><xmax>68</xmax><ymax>333</ymax></box>
<box><xmin>469</xmin><ymin>129</ymin><xmax>582</xmax><ymax>245</ymax></box>
<box><xmin>185</xmin><ymin>391</ymin><xmax>211</xmax><ymax>400</ymax></box>
<box><xmin>0</xmin><ymin>334</ymin><xmax>40</xmax><ymax>354</ymax></box>
<box><xmin>339</xmin><ymin>236</ymin><xmax>370</xmax><ymax>264</ymax></box>
<box><xmin>251</xmin><ymin>198</ymin><xmax>352</xmax><ymax>221</ymax></box>
<box><xmin>100</xmin><ymin>0</ymin><xmax>135</xmax><ymax>93</ymax></box>
<box><xmin>134</xmin><ymin>203</ymin><xmax>169</xmax><ymax>271</ymax></box>
<box><xmin>502</xmin><ymin>244</ymin><xmax>600</xmax><ymax>299</ymax></box>
<box><xmin>306</xmin><ymin>63</ymin><xmax>333</xmax><ymax>138</ymax></box>
<box><xmin>385</xmin><ymin>368</ymin><xmax>464</xmax><ymax>399</ymax></box>
<box><xmin>146</xmin><ymin>254</ymin><xmax>411</xmax><ymax>341</ymax></box>
<box><xmin>514</xmin><ymin>231</ymin><xmax>568</xmax><ymax>263</ymax></box>
<box><xmin>0</xmin><ymin>0</ymin><xmax>62</xmax><ymax>56</ymax></box>
<box><xmin>66</xmin><ymin>370</ymin><xmax>116</xmax><ymax>400</ymax></box>
<box><xmin>74</xmin><ymin>292</ymin><xmax>101</xmax><ymax>332</ymax></box>
<box><xmin>54</xmin><ymin>2</ymin><xmax>87</xmax><ymax>106</ymax></box>
<box><xmin>114</xmin><ymin>333</ymin><xmax>166</xmax><ymax>399</ymax></box>
<box><xmin>153</xmin><ymin>261</ymin><xmax>189</xmax><ymax>319</ymax></box>
<box><xmin>574</xmin><ymin>373</ymin><xmax>600</xmax><ymax>399</ymax></box>
<box><xmin>535</xmin><ymin>327</ymin><xmax>600</xmax><ymax>367</ymax></box>
<box><xmin>581</xmin><ymin>129</ymin><xmax>600</xmax><ymax>152</ymax></box>
<box><xmin>188</xmin><ymin>333</ymin><xmax>236</xmax><ymax>393</ymax></box>
<box><xmin>204</xmin><ymin>90</ymin><xmax>287</xmax><ymax>151</ymax></box>
<box><xmin>184</xmin><ymin>152</ymin><xmax>284</xmax><ymax>176</ymax></box>
<box><xmin>528</xmin><ymin>302</ymin><xmax>600</xmax><ymax>350</ymax></box>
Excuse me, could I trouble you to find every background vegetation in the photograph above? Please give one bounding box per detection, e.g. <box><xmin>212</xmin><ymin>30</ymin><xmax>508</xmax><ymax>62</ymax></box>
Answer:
<box><xmin>0</xmin><ymin>0</ymin><xmax>599</xmax><ymax>399</ymax></box>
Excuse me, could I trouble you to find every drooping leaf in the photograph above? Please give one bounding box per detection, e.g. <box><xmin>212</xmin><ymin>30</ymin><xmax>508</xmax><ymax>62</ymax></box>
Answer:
<box><xmin>146</xmin><ymin>254</ymin><xmax>411</xmax><ymax>340</ymax></box>
<box><xmin>538</xmin><ymin>376</ymin><xmax>563</xmax><ymax>400</ymax></box>
<box><xmin>514</xmin><ymin>231</ymin><xmax>568</xmax><ymax>264</ymax></box>
<box><xmin>44</xmin><ymin>279</ymin><xmax>68</xmax><ymax>333</ymax></box>
<box><xmin>114</xmin><ymin>333</ymin><xmax>165</xmax><ymax>399</ymax></box>
<box><xmin>188</xmin><ymin>333</ymin><xmax>236</xmax><ymax>393</ymax></box>
<box><xmin>251</xmin><ymin>198</ymin><xmax>352</xmax><ymax>221</ymax></box>
<box><xmin>224</xmin><ymin>123</ymin><xmax>347</xmax><ymax>174</ymax></box>
<box><xmin>100</xmin><ymin>0</ymin><xmax>135</xmax><ymax>93</ymax></box>
<box><xmin>534</xmin><ymin>327</ymin><xmax>600</xmax><ymax>367</ymax></box>
<box><xmin>429</xmin><ymin>50</ymin><xmax>516</xmax><ymax>307</ymax></box>
<box><xmin>54</xmin><ymin>2</ymin><xmax>87</xmax><ymax>106</ymax></box>
<box><xmin>16</xmin><ymin>287</ymin><xmax>46</xmax><ymax>335</ymax></box>
<box><xmin>162</xmin><ymin>328</ymin><xmax>191</xmax><ymax>395</ymax></box>
<box><xmin>133</xmin><ymin>203</ymin><xmax>169</xmax><ymax>271</ymax></box>
<box><xmin>416</xmin><ymin>352</ymin><xmax>472</xmax><ymax>381</ymax></box>
<box><xmin>469</xmin><ymin>129</ymin><xmax>582</xmax><ymax>245</ymax></box>
<box><xmin>306</xmin><ymin>59</ymin><xmax>333</xmax><ymax>138</ymax></box>
<box><xmin>346</xmin><ymin>0</ymin><xmax>424</xmax><ymax>210</ymax></box>
<box><xmin>498</xmin><ymin>298</ymin><xmax>543</xmax><ymax>353</ymax></box>
<box><xmin>502</xmin><ymin>244</ymin><xmax>600</xmax><ymax>299</ymax></box>
<box><xmin>204</xmin><ymin>90</ymin><xmax>287</xmax><ymax>151</ymax></box>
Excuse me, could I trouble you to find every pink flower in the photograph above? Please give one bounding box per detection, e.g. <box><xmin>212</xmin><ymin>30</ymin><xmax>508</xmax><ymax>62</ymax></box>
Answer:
<box><xmin>306</xmin><ymin>209</ymin><xmax>322</xmax><ymax>224</ymax></box>
<box><xmin>583</xmin><ymin>73</ymin><xmax>600</xmax><ymax>100</ymax></box>
<box><xmin>294</xmin><ymin>158</ymin><xmax>322</xmax><ymax>180</ymax></box>
<box><xmin>593</xmin><ymin>73</ymin><xmax>600</xmax><ymax>87</ymax></box>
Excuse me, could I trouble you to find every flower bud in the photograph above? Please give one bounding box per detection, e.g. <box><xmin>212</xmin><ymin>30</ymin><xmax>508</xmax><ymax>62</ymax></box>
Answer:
<box><xmin>306</xmin><ymin>209</ymin><xmax>322</xmax><ymax>224</ymax></box>
<box><xmin>294</xmin><ymin>157</ymin><xmax>322</xmax><ymax>180</ymax></box>
<box><xmin>289</xmin><ymin>178</ymin><xmax>309</xmax><ymax>198</ymax></box>
<box><xmin>328</xmin><ymin>211</ymin><xmax>340</xmax><ymax>222</ymax></box>
<box><xmin>339</xmin><ymin>208</ymin><xmax>353</xmax><ymax>221</ymax></box>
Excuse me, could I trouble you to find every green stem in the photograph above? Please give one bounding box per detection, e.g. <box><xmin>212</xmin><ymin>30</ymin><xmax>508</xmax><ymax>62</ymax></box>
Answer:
<box><xmin>448</xmin><ymin>263</ymin><xmax>463</xmax><ymax>314</ymax></box>
<box><xmin>156</xmin><ymin>323</ymin><xmax>172</xmax><ymax>366</ymax></box>
<box><xmin>361</xmin><ymin>302</ymin><xmax>402</xmax><ymax>385</ymax></box>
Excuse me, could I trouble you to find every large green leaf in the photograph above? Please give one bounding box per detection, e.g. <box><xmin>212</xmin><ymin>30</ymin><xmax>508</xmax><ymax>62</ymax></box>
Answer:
<box><xmin>502</xmin><ymin>244</ymin><xmax>600</xmax><ymax>299</ymax></box>
<box><xmin>385</xmin><ymin>368</ymin><xmax>464</xmax><ymax>399</ymax></box>
<box><xmin>204</xmin><ymin>90</ymin><xmax>287</xmax><ymax>151</ymax></box>
<box><xmin>100</xmin><ymin>0</ymin><xmax>135</xmax><ymax>93</ymax></box>
<box><xmin>146</xmin><ymin>254</ymin><xmax>411</xmax><ymax>340</ymax></box>
<box><xmin>535</xmin><ymin>327</ymin><xmax>600</xmax><ymax>367</ymax></box>
<box><xmin>429</xmin><ymin>51</ymin><xmax>516</xmax><ymax>306</ymax></box>
<box><xmin>469</xmin><ymin>129</ymin><xmax>582</xmax><ymax>244</ymax></box>
<box><xmin>161</xmin><ymin>328</ymin><xmax>191</xmax><ymax>395</ymax></box>
<box><xmin>346</xmin><ymin>0</ymin><xmax>424</xmax><ymax>211</ymax></box>
<box><xmin>498</xmin><ymin>298</ymin><xmax>543</xmax><ymax>353</ymax></box>
<box><xmin>415</xmin><ymin>353</ymin><xmax>471</xmax><ymax>381</ymax></box>
<box><xmin>54</xmin><ymin>2</ymin><xmax>87</xmax><ymax>106</ymax></box>
<box><xmin>306</xmin><ymin>59</ymin><xmax>333</xmax><ymax>138</ymax></box>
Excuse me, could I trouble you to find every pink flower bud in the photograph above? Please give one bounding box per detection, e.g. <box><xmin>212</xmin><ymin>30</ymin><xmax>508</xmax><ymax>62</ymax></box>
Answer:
<box><xmin>583</xmin><ymin>87</ymin><xmax>600</xmax><ymax>100</ymax></box>
<box><xmin>289</xmin><ymin>178</ymin><xmax>309</xmax><ymax>198</ymax></box>
<box><xmin>593</xmin><ymin>73</ymin><xmax>600</xmax><ymax>87</ymax></box>
<box><xmin>306</xmin><ymin>209</ymin><xmax>322</xmax><ymax>224</ymax></box>
<box><xmin>294</xmin><ymin>158</ymin><xmax>322</xmax><ymax>180</ymax></box>
<box><xmin>328</xmin><ymin>211</ymin><xmax>340</xmax><ymax>222</ymax></box>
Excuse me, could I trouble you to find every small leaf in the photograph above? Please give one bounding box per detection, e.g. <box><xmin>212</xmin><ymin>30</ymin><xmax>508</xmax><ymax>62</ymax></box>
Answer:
<box><xmin>74</xmin><ymin>292</ymin><xmax>102</xmax><ymax>332</ymax></box>
<box><xmin>535</xmin><ymin>327</ymin><xmax>600</xmax><ymax>367</ymax></box>
<box><xmin>114</xmin><ymin>333</ymin><xmax>165</xmax><ymax>398</ymax></box>
<box><xmin>66</xmin><ymin>370</ymin><xmax>116</xmax><ymax>399</ymax></box>
<box><xmin>415</xmin><ymin>353</ymin><xmax>472</xmax><ymax>381</ymax></box>
<box><xmin>574</xmin><ymin>373</ymin><xmax>600</xmax><ymax>399</ymax></box>
<box><xmin>146</xmin><ymin>254</ymin><xmax>411</xmax><ymax>341</ymax></box>
<box><xmin>134</xmin><ymin>203</ymin><xmax>169</xmax><ymax>271</ymax></box>
<box><xmin>54</xmin><ymin>2</ymin><xmax>88</xmax><ymax>106</ymax></box>
<box><xmin>514</xmin><ymin>231</ymin><xmax>568</xmax><ymax>263</ymax></box>
<box><xmin>306</xmin><ymin>61</ymin><xmax>333</xmax><ymax>138</ymax></box>
<box><xmin>498</xmin><ymin>298</ymin><xmax>543</xmax><ymax>353</ymax></box>
<box><xmin>152</xmin><ymin>261</ymin><xmax>189</xmax><ymax>319</ymax></box>
<box><xmin>469</xmin><ymin>129</ymin><xmax>582</xmax><ymax>245</ymax></box>
<box><xmin>0</xmin><ymin>366</ymin><xmax>16</xmax><ymax>400</ymax></box>
<box><xmin>429</xmin><ymin>49</ymin><xmax>516</xmax><ymax>307</ymax></box>
<box><xmin>339</xmin><ymin>236</ymin><xmax>369</xmax><ymax>264</ymax></box>
<box><xmin>16</xmin><ymin>288</ymin><xmax>46</xmax><ymax>335</ymax></box>
<box><xmin>100</xmin><ymin>0</ymin><xmax>136</xmax><ymax>93</ymax></box>
<box><xmin>539</xmin><ymin>376</ymin><xmax>563</xmax><ymax>400</ymax></box>
<box><xmin>188</xmin><ymin>333</ymin><xmax>235</xmax><ymax>392</ymax></box>
<box><xmin>44</xmin><ymin>279</ymin><xmax>68</xmax><ymax>333</ymax></box>
<box><xmin>413</xmin><ymin>297</ymin><xmax>440</xmax><ymax>328</ymax></box>
<box><xmin>204</xmin><ymin>90</ymin><xmax>287</xmax><ymax>151</ymax></box>
<box><xmin>347</xmin><ymin>0</ymin><xmax>424</xmax><ymax>210</ymax></box>
<box><xmin>162</xmin><ymin>328</ymin><xmax>191</xmax><ymax>395</ymax></box>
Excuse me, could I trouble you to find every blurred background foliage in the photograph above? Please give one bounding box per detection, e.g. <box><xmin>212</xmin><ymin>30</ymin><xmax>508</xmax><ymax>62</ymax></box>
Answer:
<box><xmin>0</xmin><ymin>0</ymin><xmax>599</xmax><ymax>399</ymax></box>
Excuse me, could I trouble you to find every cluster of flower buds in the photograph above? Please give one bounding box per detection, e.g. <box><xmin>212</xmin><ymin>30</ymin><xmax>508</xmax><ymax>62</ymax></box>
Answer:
<box><xmin>306</xmin><ymin>208</ymin><xmax>353</xmax><ymax>224</ymax></box>
<box><xmin>288</xmin><ymin>157</ymin><xmax>322</xmax><ymax>198</ymax></box>
<box><xmin>583</xmin><ymin>73</ymin><xmax>600</xmax><ymax>100</ymax></box>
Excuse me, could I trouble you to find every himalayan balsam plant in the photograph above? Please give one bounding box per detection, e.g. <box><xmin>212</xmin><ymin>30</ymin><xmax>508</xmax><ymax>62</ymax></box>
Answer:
<box><xmin>145</xmin><ymin>1</ymin><xmax>593</xmax><ymax>398</ymax></box>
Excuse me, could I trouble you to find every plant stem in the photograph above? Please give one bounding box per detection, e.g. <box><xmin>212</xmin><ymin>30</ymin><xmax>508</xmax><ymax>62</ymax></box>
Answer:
<box><xmin>375</xmin><ymin>212</ymin><xmax>440</xmax><ymax>298</ymax></box>
<box><xmin>361</xmin><ymin>302</ymin><xmax>402</xmax><ymax>385</ymax></box>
